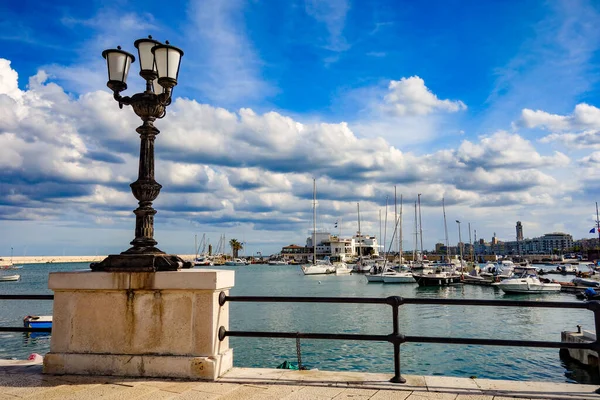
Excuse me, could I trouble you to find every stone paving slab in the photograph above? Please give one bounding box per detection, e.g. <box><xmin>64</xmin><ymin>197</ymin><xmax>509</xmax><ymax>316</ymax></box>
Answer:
<box><xmin>0</xmin><ymin>362</ymin><xmax>599</xmax><ymax>399</ymax></box>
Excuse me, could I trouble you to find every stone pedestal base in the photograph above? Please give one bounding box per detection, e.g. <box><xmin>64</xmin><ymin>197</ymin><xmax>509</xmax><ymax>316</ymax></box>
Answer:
<box><xmin>44</xmin><ymin>349</ymin><xmax>233</xmax><ymax>380</ymax></box>
<box><xmin>43</xmin><ymin>269</ymin><xmax>234</xmax><ymax>380</ymax></box>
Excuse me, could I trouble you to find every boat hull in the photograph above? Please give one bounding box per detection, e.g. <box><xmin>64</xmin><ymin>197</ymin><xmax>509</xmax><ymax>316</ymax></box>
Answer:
<box><xmin>498</xmin><ymin>283</ymin><xmax>561</xmax><ymax>294</ymax></box>
<box><xmin>414</xmin><ymin>274</ymin><xmax>462</xmax><ymax>286</ymax></box>
<box><xmin>382</xmin><ymin>274</ymin><xmax>416</xmax><ymax>283</ymax></box>
<box><xmin>301</xmin><ymin>265</ymin><xmax>335</xmax><ymax>275</ymax></box>
<box><xmin>365</xmin><ymin>274</ymin><xmax>384</xmax><ymax>282</ymax></box>
<box><xmin>0</xmin><ymin>275</ymin><xmax>20</xmax><ymax>282</ymax></box>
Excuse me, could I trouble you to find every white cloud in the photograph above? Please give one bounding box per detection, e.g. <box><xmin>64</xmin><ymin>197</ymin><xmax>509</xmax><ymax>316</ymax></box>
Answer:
<box><xmin>520</xmin><ymin>103</ymin><xmax>600</xmax><ymax>131</ymax></box>
<box><xmin>383</xmin><ymin>76</ymin><xmax>467</xmax><ymax>116</ymax></box>
<box><xmin>0</xmin><ymin>59</ymin><xmax>592</xmax><ymax>255</ymax></box>
<box><xmin>456</xmin><ymin>131</ymin><xmax>570</xmax><ymax>169</ymax></box>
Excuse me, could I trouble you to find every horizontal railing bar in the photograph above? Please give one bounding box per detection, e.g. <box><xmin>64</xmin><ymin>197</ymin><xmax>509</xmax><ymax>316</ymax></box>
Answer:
<box><xmin>224</xmin><ymin>330</ymin><xmax>388</xmax><ymax>341</ymax></box>
<box><xmin>224</xmin><ymin>296</ymin><xmax>389</xmax><ymax>304</ymax></box>
<box><xmin>0</xmin><ymin>327</ymin><xmax>52</xmax><ymax>333</ymax></box>
<box><xmin>0</xmin><ymin>295</ymin><xmax>54</xmax><ymax>300</ymax></box>
<box><xmin>222</xmin><ymin>329</ymin><xmax>595</xmax><ymax>350</ymax></box>
<box><xmin>403</xmin><ymin>336</ymin><xmax>594</xmax><ymax>349</ymax></box>
<box><xmin>223</xmin><ymin>295</ymin><xmax>591</xmax><ymax>309</ymax></box>
<box><xmin>400</xmin><ymin>298</ymin><xmax>588</xmax><ymax>309</ymax></box>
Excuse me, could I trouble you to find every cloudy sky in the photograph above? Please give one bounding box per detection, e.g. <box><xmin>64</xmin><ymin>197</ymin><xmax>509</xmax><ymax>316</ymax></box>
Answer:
<box><xmin>1</xmin><ymin>0</ymin><xmax>600</xmax><ymax>257</ymax></box>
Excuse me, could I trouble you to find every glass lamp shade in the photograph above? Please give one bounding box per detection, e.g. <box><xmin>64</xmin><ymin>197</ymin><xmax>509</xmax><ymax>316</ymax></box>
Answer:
<box><xmin>134</xmin><ymin>36</ymin><xmax>160</xmax><ymax>78</ymax></box>
<box><xmin>152</xmin><ymin>78</ymin><xmax>164</xmax><ymax>95</ymax></box>
<box><xmin>101</xmin><ymin>47</ymin><xmax>135</xmax><ymax>91</ymax></box>
<box><xmin>152</xmin><ymin>42</ymin><xmax>184</xmax><ymax>89</ymax></box>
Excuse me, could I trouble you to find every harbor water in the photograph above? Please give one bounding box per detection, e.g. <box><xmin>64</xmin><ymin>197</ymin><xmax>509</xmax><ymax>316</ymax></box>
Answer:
<box><xmin>0</xmin><ymin>262</ymin><xmax>597</xmax><ymax>384</ymax></box>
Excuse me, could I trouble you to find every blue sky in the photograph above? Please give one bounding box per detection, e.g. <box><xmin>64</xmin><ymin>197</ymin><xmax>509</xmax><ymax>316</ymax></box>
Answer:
<box><xmin>1</xmin><ymin>0</ymin><xmax>600</xmax><ymax>257</ymax></box>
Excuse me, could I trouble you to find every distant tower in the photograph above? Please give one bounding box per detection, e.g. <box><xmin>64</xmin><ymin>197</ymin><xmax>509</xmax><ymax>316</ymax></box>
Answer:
<box><xmin>516</xmin><ymin>221</ymin><xmax>524</xmax><ymax>241</ymax></box>
<box><xmin>491</xmin><ymin>233</ymin><xmax>498</xmax><ymax>245</ymax></box>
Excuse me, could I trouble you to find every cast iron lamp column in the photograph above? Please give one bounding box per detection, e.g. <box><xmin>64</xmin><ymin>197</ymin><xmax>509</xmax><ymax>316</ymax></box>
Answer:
<box><xmin>91</xmin><ymin>36</ymin><xmax>192</xmax><ymax>272</ymax></box>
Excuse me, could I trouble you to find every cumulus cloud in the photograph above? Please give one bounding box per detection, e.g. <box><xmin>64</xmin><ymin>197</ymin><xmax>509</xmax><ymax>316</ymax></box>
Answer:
<box><xmin>0</xmin><ymin>59</ymin><xmax>583</xmax><ymax>251</ymax></box>
<box><xmin>519</xmin><ymin>103</ymin><xmax>600</xmax><ymax>131</ymax></box>
<box><xmin>518</xmin><ymin>103</ymin><xmax>600</xmax><ymax>149</ymax></box>
<box><xmin>456</xmin><ymin>131</ymin><xmax>570</xmax><ymax>170</ymax></box>
<box><xmin>383</xmin><ymin>76</ymin><xmax>467</xmax><ymax>116</ymax></box>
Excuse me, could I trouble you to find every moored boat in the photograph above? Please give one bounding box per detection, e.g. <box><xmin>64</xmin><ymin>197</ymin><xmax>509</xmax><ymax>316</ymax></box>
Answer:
<box><xmin>268</xmin><ymin>259</ymin><xmax>288</xmax><ymax>265</ymax></box>
<box><xmin>382</xmin><ymin>270</ymin><xmax>416</xmax><ymax>283</ymax></box>
<box><xmin>23</xmin><ymin>315</ymin><xmax>52</xmax><ymax>329</ymax></box>
<box><xmin>497</xmin><ymin>267</ymin><xmax>561</xmax><ymax>294</ymax></box>
<box><xmin>225</xmin><ymin>258</ymin><xmax>248</xmax><ymax>266</ymax></box>
<box><xmin>0</xmin><ymin>274</ymin><xmax>20</xmax><ymax>282</ymax></box>
<box><xmin>413</xmin><ymin>264</ymin><xmax>462</xmax><ymax>287</ymax></box>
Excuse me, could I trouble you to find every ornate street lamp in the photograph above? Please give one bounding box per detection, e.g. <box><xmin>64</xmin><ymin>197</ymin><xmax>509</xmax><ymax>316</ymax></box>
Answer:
<box><xmin>91</xmin><ymin>36</ymin><xmax>190</xmax><ymax>272</ymax></box>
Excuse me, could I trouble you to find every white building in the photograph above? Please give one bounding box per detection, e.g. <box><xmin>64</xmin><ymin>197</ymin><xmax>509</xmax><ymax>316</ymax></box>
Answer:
<box><xmin>299</xmin><ymin>231</ymin><xmax>379</xmax><ymax>261</ymax></box>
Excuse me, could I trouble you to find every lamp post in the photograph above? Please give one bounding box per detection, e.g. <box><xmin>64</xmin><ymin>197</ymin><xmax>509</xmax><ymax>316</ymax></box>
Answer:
<box><xmin>91</xmin><ymin>36</ymin><xmax>191</xmax><ymax>272</ymax></box>
<box><xmin>456</xmin><ymin>220</ymin><xmax>463</xmax><ymax>269</ymax></box>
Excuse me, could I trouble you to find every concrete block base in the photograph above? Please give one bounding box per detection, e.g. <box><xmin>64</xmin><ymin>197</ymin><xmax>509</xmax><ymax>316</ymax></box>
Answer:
<box><xmin>44</xmin><ymin>348</ymin><xmax>233</xmax><ymax>380</ymax></box>
<box><xmin>42</xmin><ymin>270</ymin><xmax>235</xmax><ymax>380</ymax></box>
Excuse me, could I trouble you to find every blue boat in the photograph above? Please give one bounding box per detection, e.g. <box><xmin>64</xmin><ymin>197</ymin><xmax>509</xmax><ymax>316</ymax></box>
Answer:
<box><xmin>23</xmin><ymin>315</ymin><xmax>52</xmax><ymax>329</ymax></box>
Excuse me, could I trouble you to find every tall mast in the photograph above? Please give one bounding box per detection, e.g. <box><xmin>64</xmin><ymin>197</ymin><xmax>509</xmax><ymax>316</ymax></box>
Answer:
<box><xmin>357</xmin><ymin>203</ymin><xmax>362</xmax><ymax>258</ymax></box>
<box><xmin>414</xmin><ymin>201</ymin><xmax>418</xmax><ymax>262</ymax></box>
<box><xmin>418</xmin><ymin>194</ymin><xmax>423</xmax><ymax>259</ymax></box>
<box><xmin>468</xmin><ymin>222</ymin><xmax>473</xmax><ymax>262</ymax></box>
<box><xmin>313</xmin><ymin>178</ymin><xmax>316</xmax><ymax>265</ymax></box>
<box><xmin>442</xmin><ymin>197</ymin><xmax>450</xmax><ymax>262</ymax></box>
<box><xmin>400</xmin><ymin>194</ymin><xmax>403</xmax><ymax>263</ymax></box>
<box><xmin>384</xmin><ymin>196</ymin><xmax>389</xmax><ymax>263</ymax></box>
<box><xmin>394</xmin><ymin>186</ymin><xmax>398</xmax><ymax>260</ymax></box>
<box><xmin>596</xmin><ymin>202</ymin><xmax>600</xmax><ymax>248</ymax></box>
<box><xmin>379</xmin><ymin>209</ymin><xmax>382</xmax><ymax>257</ymax></box>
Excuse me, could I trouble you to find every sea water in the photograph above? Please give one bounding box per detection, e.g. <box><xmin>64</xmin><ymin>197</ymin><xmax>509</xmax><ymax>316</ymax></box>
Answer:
<box><xmin>0</xmin><ymin>262</ymin><xmax>597</xmax><ymax>384</ymax></box>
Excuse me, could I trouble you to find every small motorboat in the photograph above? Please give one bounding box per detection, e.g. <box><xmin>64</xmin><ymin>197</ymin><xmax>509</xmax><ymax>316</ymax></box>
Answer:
<box><xmin>0</xmin><ymin>274</ymin><xmax>20</xmax><ymax>282</ymax></box>
<box><xmin>413</xmin><ymin>264</ymin><xmax>462</xmax><ymax>287</ymax></box>
<box><xmin>268</xmin><ymin>260</ymin><xmax>288</xmax><ymax>265</ymax></box>
<box><xmin>382</xmin><ymin>271</ymin><xmax>416</xmax><ymax>283</ymax></box>
<box><xmin>23</xmin><ymin>315</ymin><xmax>53</xmax><ymax>329</ymax></box>
<box><xmin>224</xmin><ymin>258</ymin><xmax>248</xmax><ymax>266</ymax></box>
<box><xmin>497</xmin><ymin>267</ymin><xmax>561</xmax><ymax>294</ymax></box>
<box><xmin>334</xmin><ymin>263</ymin><xmax>352</xmax><ymax>275</ymax></box>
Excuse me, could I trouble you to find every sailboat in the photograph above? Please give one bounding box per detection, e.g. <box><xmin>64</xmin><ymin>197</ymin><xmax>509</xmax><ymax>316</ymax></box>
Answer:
<box><xmin>301</xmin><ymin>179</ymin><xmax>335</xmax><ymax>275</ymax></box>
<box><xmin>353</xmin><ymin>203</ymin><xmax>374</xmax><ymax>273</ymax></box>
<box><xmin>0</xmin><ymin>248</ymin><xmax>23</xmax><ymax>270</ymax></box>
<box><xmin>413</xmin><ymin>196</ymin><xmax>462</xmax><ymax>287</ymax></box>
<box><xmin>380</xmin><ymin>190</ymin><xmax>416</xmax><ymax>284</ymax></box>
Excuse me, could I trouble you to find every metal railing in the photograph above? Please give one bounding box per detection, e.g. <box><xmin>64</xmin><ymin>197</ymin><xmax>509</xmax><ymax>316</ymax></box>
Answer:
<box><xmin>0</xmin><ymin>294</ymin><xmax>54</xmax><ymax>334</ymax></box>
<box><xmin>218</xmin><ymin>293</ymin><xmax>600</xmax><ymax>383</ymax></box>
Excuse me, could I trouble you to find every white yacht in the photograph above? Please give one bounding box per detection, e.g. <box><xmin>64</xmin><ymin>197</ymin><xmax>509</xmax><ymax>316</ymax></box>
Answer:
<box><xmin>224</xmin><ymin>258</ymin><xmax>247</xmax><ymax>266</ymax></box>
<box><xmin>268</xmin><ymin>259</ymin><xmax>288</xmax><ymax>265</ymax></box>
<box><xmin>365</xmin><ymin>267</ymin><xmax>397</xmax><ymax>283</ymax></box>
<box><xmin>497</xmin><ymin>267</ymin><xmax>561</xmax><ymax>294</ymax></box>
<box><xmin>301</xmin><ymin>259</ymin><xmax>336</xmax><ymax>275</ymax></box>
<box><xmin>382</xmin><ymin>270</ymin><xmax>416</xmax><ymax>283</ymax></box>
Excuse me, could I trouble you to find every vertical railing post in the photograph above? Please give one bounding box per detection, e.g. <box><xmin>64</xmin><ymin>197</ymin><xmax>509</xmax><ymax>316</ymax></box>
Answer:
<box><xmin>388</xmin><ymin>296</ymin><xmax>406</xmax><ymax>383</ymax></box>
<box><xmin>588</xmin><ymin>301</ymin><xmax>600</xmax><ymax>394</ymax></box>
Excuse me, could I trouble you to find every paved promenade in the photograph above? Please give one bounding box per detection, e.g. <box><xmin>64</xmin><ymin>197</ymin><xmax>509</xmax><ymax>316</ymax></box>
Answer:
<box><xmin>1</xmin><ymin>360</ymin><xmax>599</xmax><ymax>400</ymax></box>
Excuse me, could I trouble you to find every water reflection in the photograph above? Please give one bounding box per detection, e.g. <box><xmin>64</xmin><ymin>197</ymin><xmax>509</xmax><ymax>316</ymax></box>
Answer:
<box><xmin>560</xmin><ymin>351</ymin><xmax>600</xmax><ymax>384</ymax></box>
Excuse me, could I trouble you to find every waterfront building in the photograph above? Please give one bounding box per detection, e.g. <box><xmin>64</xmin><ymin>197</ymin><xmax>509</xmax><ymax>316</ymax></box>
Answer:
<box><xmin>504</xmin><ymin>232</ymin><xmax>573</xmax><ymax>255</ymax></box>
<box><xmin>281</xmin><ymin>232</ymin><xmax>379</xmax><ymax>262</ymax></box>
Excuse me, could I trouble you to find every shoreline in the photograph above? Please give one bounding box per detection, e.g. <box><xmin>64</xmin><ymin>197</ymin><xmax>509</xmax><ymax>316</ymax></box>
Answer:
<box><xmin>1</xmin><ymin>255</ymin><xmax>196</xmax><ymax>265</ymax></box>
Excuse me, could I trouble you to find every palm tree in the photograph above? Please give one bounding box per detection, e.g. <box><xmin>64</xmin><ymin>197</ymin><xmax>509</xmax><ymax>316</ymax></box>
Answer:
<box><xmin>229</xmin><ymin>239</ymin><xmax>243</xmax><ymax>258</ymax></box>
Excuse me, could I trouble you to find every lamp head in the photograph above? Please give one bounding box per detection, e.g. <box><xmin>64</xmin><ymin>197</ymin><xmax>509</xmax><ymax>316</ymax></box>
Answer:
<box><xmin>101</xmin><ymin>46</ymin><xmax>135</xmax><ymax>93</ymax></box>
